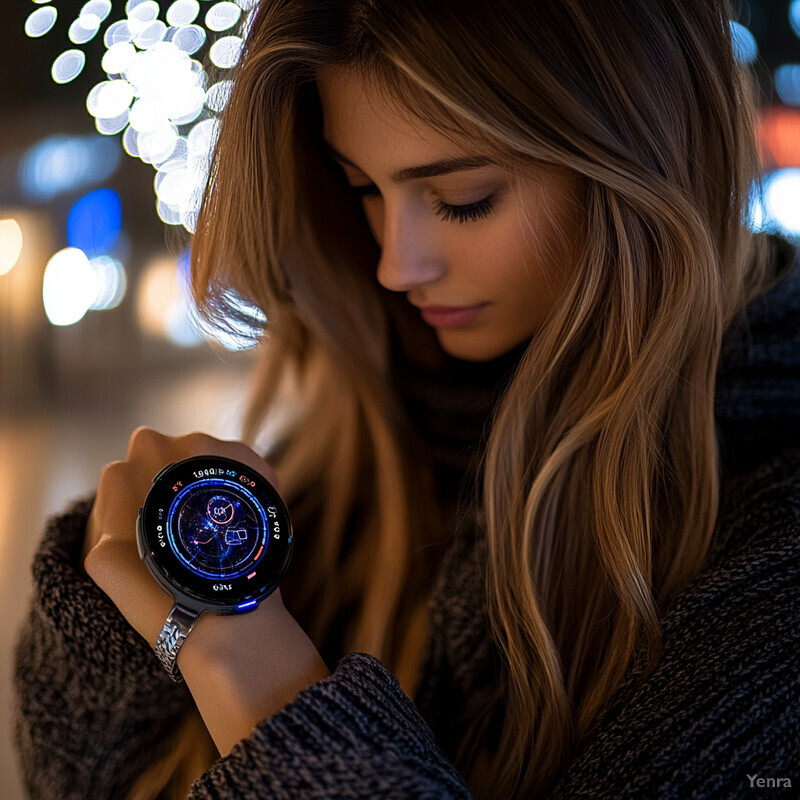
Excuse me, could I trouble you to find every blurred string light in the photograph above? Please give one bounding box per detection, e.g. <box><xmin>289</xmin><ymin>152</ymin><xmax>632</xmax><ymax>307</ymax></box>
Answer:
<box><xmin>729</xmin><ymin>20</ymin><xmax>758</xmax><ymax>64</ymax></box>
<box><xmin>19</xmin><ymin>134</ymin><xmax>121</xmax><ymax>202</ymax></box>
<box><xmin>25</xmin><ymin>6</ymin><xmax>58</xmax><ymax>37</ymax></box>
<box><xmin>25</xmin><ymin>0</ymin><xmax>257</xmax><ymax>234</ymax></box>
<box><xmin>0</xmin><ymin>219</ymin><xmax>24</xmax><ymax>277</ymax></box>
<box><xmin>52</xmin><ymin>50</ymin><xmax>87</xmax><ymax>83</ymax></box>
<box><xmin>42</xmin><ymin>246</ymin><xmax>128</xmax><ymax>325</ymax></box>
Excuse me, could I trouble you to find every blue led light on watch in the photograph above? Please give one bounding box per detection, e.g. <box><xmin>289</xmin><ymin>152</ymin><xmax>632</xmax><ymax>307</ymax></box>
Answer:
<box><xmin>237</xmin><ymin>600</ymin><xmax>258</xmax><ymax>610</ymax></box>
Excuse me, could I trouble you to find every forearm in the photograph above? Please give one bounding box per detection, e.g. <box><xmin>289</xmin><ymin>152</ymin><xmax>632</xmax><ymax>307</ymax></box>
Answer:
<box><xmin>178</xmin><ymin>592</ymin><xmax>332</xmax><ymax>756</ymax></box>
<box><xmin>187</xmin><ymin>651</ymin><xmax>475</xmax><ymax>800</ymax></box>
<box><xmin>14</xmin><ymin>496</ymin><xmax>193</xmax><ymax>800</ymax></box>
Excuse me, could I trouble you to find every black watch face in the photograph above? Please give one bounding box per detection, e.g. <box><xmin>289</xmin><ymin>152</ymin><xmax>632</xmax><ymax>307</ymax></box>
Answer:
<box><xmin>138</xmin><ymin>456</ymin><xmax>293</xmax><ymax>612</ymax></box>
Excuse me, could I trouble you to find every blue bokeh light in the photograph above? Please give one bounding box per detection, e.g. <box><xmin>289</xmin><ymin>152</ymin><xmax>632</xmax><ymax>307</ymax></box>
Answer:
<box><xmin>19</xmin><ymin>134</ymin><xmax>121</xmax><ymax>202</ymax></box>
<box><xmin>729</xmin><ymin>21</ymin><xmax>758</xmax><ymax>64</ymax></box>
<box><xmin>790</xmin><ymin>0</ymin><xmax>800</xmax><ymax>39</ymax></box>
<box><xmin>67</xmin><ymin>188</ymin><xmax>122</xmax><ymax>256</ymax></box>
<box><xmin>775</xmin><ymin>64</ymin><xmax>800</xmax><ymax>106</ymax></box>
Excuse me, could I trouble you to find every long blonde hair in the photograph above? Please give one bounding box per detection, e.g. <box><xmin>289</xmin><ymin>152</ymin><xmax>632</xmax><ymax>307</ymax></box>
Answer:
<box><xmin>130</xmin><ymin>1</ymin><xmax>785</xmax><ymax>797</ymax></box>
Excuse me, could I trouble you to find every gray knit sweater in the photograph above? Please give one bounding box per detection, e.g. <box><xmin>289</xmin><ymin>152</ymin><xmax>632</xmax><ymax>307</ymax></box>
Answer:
<box><xmin>13</xmin><ymin>233</ymin><xmax>800</xmax><ymax>799</ymax></box>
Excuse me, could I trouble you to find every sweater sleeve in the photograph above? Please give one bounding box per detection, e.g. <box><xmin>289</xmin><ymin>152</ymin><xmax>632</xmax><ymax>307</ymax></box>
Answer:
<box><xmin>187</xmin><ymin>650</ymin><xmax>473</xmax><ymax>799</ymax></box>
<box><xmin>12</xmin><ymin>495</ymin><xmax>195</xmax><ymax>800</ymax></box>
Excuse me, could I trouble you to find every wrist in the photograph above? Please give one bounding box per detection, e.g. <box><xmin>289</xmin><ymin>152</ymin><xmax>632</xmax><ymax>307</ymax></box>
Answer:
<box><xmin>176</xmin><ymin>595</ymin><xmax>331</xmax><ymax>756</ymax></box>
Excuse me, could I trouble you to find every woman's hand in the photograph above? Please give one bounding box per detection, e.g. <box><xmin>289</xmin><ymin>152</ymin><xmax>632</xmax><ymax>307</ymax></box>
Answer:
<box><xmin>81</xmin><ymin>426</ymin><xmax>281</xmax><ymax>648</ymax></box>
<box><xmin>82</xmin><ymin>426</ymin><xmax>331</xmax><ymax>756</ymax></box>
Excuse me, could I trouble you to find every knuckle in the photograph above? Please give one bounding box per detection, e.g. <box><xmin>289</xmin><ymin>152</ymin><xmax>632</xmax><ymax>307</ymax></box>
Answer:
<box><xmin>183</xmin><ymin>430</ymin><xmax>217</xmax><ymax>447</ymax></box>
<box><xmin>98</xmin><ymin>459</ymin><xmax>128</xmax><ymax>487</ymax></box>
<box><xmin>129</xmin><ymin>426</ymin><xmax>163</xmax><ymax>446</ymax></box>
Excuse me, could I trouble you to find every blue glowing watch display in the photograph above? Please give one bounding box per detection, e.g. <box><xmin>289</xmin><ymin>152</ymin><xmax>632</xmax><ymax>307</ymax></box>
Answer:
<box><xmin>136</xmin><ymin>455</ymin><xmax>293</xmax><ymax>614</ymax></box>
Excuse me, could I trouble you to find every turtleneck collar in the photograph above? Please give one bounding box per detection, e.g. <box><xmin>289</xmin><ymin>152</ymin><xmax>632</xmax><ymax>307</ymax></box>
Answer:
<box><xmin>390</xmin><ymin>332</ymin><xmax>530</xmax><ymax>486</ymax></box>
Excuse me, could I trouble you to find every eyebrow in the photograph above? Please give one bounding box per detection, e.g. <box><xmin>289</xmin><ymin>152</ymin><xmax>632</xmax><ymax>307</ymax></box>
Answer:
<box><xmin>322</xmin><ymin>140</ymin><xmax>494</xmax><ymax>183</ymax></box>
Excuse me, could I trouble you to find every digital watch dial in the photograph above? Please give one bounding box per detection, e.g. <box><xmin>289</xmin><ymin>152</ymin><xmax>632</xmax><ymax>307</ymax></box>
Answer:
<box><xmin>137</xmin><ymin>455</ymin><xmax>293</xmax><ymax>614</ymax></box>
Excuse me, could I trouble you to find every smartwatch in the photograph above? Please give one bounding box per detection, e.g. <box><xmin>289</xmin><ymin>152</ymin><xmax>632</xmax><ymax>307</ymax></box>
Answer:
<box><xmin>136</xmin><ymin>455</ymin><xmax>293</xmax><ymax>683</ymax></box>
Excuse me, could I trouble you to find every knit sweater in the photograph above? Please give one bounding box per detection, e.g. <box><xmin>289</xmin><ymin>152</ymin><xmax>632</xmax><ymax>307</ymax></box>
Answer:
<box><xmin>13</xmin><ymin>233</ymin><xmax>800</xmax><ymax>799</ymax></box>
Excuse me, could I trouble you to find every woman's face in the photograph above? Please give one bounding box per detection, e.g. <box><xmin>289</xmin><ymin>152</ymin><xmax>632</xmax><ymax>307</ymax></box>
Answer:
<box><xmin>317</xmin><ymin>67</ymin><xmax>583</xmax><ymax>362</ymax></box>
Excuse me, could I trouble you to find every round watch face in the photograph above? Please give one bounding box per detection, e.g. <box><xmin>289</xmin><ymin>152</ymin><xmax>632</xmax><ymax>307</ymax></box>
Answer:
<box><xmin>137</xmin><ymin>455</ymin><xmax>293</xmax><ymax>613</ymax></box>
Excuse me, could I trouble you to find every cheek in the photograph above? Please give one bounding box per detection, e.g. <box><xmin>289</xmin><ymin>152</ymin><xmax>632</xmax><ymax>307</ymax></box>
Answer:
<box><xmin>453</xmin><ymin>215</ymin><xmax>547</xmax><ymax>297</ymax></box>
<box><xmin>496</xmin><ymin>189</ymin><xmax>577</xmax><ymax>304</ymax></box>
<box><xmin>458</xmin><ymin>206</ymin><xmax>573</xmax><ymax>327</ymax></box>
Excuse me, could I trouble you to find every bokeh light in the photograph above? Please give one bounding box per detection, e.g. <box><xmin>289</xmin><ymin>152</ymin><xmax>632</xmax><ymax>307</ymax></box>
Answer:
<box><xmin>762</xmin><ymin>168</ymin><xmax>800</xmax><ymax>238</ymax></box>
<box><xmin>729</xmin><ymin>21</ymin><xmax>758</xmax><ymax>64</ymax></box>
<box><xmin>25</xmin><ymin>6</ymin><xmax>58</xmax><ymax>38</ymax></box>
<box><xmin>205</xmin><ymin>2</ymin><xmax>241</xmax><ymax>32</ymax></box>
<box><xmin>167</xmin><ymin>0</ymin><xmax>200</xmax><ymax>26</ymax></box>
<box><xmin>136</xmin><ymin>253</ymin><xmax>204</xmax><ymax>345</ymax></box>
<box><xmin>42</xmin><ymin>247</ymin><xmax>95</xmax><ymax>326</ymax></box>
<box><xmin>25</xmin><ymin>0</ymin><xmax>258</xmax><ymax>233</ymax></box>
<box><xmin>205</xmin><ymin>80</ymin><xmax>233</xmax><ymax>112</ymax></box>
<box><xmin>67</xmin><ymin>189</ymin><xmax>123</xmax><ymax>256</ymax></box>
<box><xmin>87</xmin><ymin>80</ymin><xmax>136</xmax><ymax>119</ymax></box>
<box><xmin>88</xmin><ymin>255</ymin><xmax>128</xmax><ymax>309</ymax></box>
<box><xmin>52</xmin><ymin>50</ymin><xmax>86</xmax><ymax>84</ymax></box>
<box><xmin>69</xmin><ymin>16</ymin><xmax>102</xmax><ymax>45</ymax></box>
<box><xmin>775</xmin><ymin>64</ymin><xmax>800</xmax><ymax>106</ymax></box>
<box><xmin>757</xmin><ymin>107</ymin><xmax>800</xmax><ymax>168</ymax></box>
<box><xmin>790</xmin><ymin>0</ymin><xmax>800</xmax><ymax>39</ymax></box>
<box><xmin>19</xmin><ymin>135</ymin><xmax>122</xmax><ymax>202</ymax></box>
<box><xmin>209</xmin><ymin>35</ymin><xmax>243</xmax><ymax>69</ymax></box>
<box><xmin>0</xmin><ymin>219</ymin><xmax>24</xmax><ymax>277</ymax></box>
<box><xmin>83</xmin><ymin>0</ymin><xmax>114</xmax><ymax>22</ymax></box>
<box><xmin>172</xmin><ymin>24</ymin><xmax>206</xmax><ymax>54</ymax></box>
<box><xmin>102</xmin><ymin>41</ymin><xmax>137</xmax><ymax>74</ymax></box>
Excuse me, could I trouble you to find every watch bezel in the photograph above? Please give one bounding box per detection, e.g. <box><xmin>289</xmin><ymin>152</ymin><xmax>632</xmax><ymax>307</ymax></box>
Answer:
<box><xmin>137</xmin><ymin>455</ymin><xmax>293</xmax><ymax>615</ymax></box>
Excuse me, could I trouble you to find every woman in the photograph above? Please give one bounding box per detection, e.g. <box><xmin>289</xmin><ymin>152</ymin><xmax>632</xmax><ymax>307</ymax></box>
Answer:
<box><xmin>14</xmin><ymin>0</ymin><xmax>800</xmax><ymax>798</ymax></box>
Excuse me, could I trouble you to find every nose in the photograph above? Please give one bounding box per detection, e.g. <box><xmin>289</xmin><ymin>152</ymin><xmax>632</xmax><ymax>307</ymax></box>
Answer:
<box><xmin>370</xmin><ymin>202</ymin><xmax>446</xmax><ymax>293</ymax></box>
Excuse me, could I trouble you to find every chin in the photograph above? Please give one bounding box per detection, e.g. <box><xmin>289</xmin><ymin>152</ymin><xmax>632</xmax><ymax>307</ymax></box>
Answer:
<box><xmin>435</xmin><ymin>330</ymin><xmax>520</xmax><ymax>362</ymax></box>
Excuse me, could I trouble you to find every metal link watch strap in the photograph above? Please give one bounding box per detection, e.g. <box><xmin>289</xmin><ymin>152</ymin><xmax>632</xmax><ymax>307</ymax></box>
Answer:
<box><xmin>154</xmin><ymin>602</ymin><xmax>202</xmax><ymax>683</ymax></box>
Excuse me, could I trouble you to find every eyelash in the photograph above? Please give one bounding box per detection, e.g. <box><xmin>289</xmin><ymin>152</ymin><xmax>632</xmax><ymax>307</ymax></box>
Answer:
<box><xmin>350</xmin><ymin>184</ymin><xmax>497</xmax><ymax>224</ymax></box>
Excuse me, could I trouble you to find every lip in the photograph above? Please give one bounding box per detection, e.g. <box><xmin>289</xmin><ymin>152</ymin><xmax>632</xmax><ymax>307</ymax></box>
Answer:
<box><xmin>414</xmin><ymin>302</ymin><xmax>489</xmax><ymax>328</ymax></box>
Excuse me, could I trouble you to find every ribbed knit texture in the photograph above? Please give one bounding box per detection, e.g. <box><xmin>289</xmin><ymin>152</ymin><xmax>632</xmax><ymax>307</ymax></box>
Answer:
<box><xmin>12</xmin><ymin>232</ymin><xmax>800</xmax><ymax>799</ymax></box>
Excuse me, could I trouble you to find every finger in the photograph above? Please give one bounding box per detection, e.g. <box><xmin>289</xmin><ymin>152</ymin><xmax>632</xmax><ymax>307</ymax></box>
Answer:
<box><xmin>126</xmin><ymin>427</ymin><xmax>280</xmax><ymax>490</ymax></box>
<box><xmin>88</xmin><ymin>460</ymin><xmax>145</xmax><ymax>554</ymax></box>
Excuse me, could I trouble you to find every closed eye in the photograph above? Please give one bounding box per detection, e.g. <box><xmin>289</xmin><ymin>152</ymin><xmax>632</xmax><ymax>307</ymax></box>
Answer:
<box><xmin>349</xmin><ymin>183</ymin><xmax>497</xmax><ymax>224</ymax></box>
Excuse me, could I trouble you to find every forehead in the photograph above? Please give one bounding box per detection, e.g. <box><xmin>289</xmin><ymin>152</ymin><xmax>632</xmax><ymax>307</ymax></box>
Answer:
<box><xmin>316</xmin><ymin>66</ymin><xmax>472</xmax><ymax>160</ymax></box>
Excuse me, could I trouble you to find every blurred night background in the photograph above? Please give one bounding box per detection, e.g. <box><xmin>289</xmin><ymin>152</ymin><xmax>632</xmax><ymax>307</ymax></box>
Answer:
<box><xmin>0</xmin><ymin>1</ymin><xmax>798</xmax><ymax>798</ymax></box>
